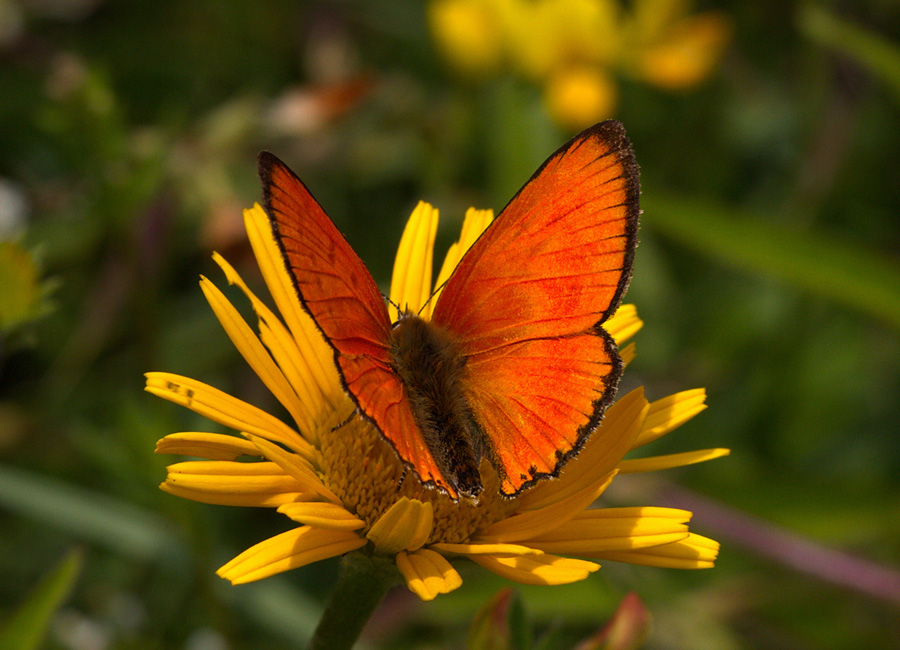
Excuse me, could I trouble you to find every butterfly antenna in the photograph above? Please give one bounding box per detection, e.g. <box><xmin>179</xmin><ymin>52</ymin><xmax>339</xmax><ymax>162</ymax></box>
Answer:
<box><xmin>417</xmin><ymin>280</ymin><xmax>448</xmax><ymax>318</ymax></box>
<box><xmin>330</xmin><ymin>409</ymin><xmax>357</xmax><ymax>433</ymax></box>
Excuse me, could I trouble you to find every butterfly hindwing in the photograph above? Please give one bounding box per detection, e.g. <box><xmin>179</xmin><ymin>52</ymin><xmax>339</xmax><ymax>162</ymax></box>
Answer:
<box><xmin>260</xmin><ymin>153</ymin><xmax>450</xmax><ymax>494</ymax></box>
<box><xmin>431</xmin><ymin>121</ymin><xmax>639</xmax><ymax>495</ymax></box>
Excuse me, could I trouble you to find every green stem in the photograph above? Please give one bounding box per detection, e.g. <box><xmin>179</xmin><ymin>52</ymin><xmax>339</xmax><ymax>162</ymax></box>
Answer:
<box><xmin>307</xmin><ymin>553</ymin><xmax>401</xmax><ymax>650</ymax></box>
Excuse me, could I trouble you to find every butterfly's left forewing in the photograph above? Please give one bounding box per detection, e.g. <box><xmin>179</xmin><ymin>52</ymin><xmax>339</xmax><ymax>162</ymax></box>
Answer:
<box><xmin>260</xmin><ymin>153</ymin><xmax>452</xmax><ymax>495</ymax></box>
<box><xmin>431</xmin><ymin>121</ymin><xmax>639</xmax><ymax>496</ymax></box>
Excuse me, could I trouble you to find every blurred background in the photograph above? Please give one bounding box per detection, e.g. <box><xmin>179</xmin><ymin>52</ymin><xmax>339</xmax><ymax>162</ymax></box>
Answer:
<box><xmin>1</xmin><ymin>1</ymin><xmax>899</xmax><ymax>648</ymax></box>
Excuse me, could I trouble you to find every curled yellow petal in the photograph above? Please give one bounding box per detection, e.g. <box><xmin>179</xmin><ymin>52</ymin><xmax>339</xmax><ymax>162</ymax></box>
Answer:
<box><xmin>396</xmin><ymin>548</ymin><xmax>463</xmax><ymax>601</ymax></box>
<box><xmin>591</xmin><ymin>533</ymin><xmax>720</xmax><ymax>569</ymax></box>
<box><xmin>162</xmin><ymin>461</ymin><xmax>313</xmax><ymax>507</ymax></box>
<box><xmin>277</xmin><ymin>502</ymin><xmax>365</xmax><ymax>531</ymax></box>
<box><xmin>617</xmin><ymin>448</ymin><xmax>731</xmax><ymax>474</ymax></box>
<box><xmin>367</xmin><ymin>497</ymin><xmax>434</xmax><ymax>554</ymax></box>
<box><xmin>217</xmin><ymin>526</ymin><xmax>366</xmax><ymax>584</ymax></box>
<box><xmin>632</xmin><ymin>389</ymin><xmax>707</xmax><ymax>448</ymax></box>
<box><xmin>468</xmin><ymin>552</ymin><xmax>599</xmax><ymax>586</ymax></box>
<box><xmin>155</xmin><ymin>432</ymin><xmax>261</xmax><ymax>460</ymax></box>
<box><xmin>390</xmin><ymin>201</ymin><xmax>438</xmax><ymax>321</ymax></box>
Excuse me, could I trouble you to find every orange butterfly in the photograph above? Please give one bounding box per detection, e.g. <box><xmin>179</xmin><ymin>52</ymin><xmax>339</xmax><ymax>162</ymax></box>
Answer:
<box><xmin>260</xmin><ymin>120</ymin><xmax>639</xmax><ymax>500</ymax></box>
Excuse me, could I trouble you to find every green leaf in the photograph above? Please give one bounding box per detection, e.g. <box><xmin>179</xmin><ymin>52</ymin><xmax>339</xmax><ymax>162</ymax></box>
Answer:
<box><xmin>799</xmin><ymin>4</ymin><xmax>900</xmax><ymax>104</ymax></box>
<box><xmin>0</xmin><ymin>549</ymin><xmax>83</xmax><ymax>650</ymax></box>
<box><xmin>644</xmin><ymin>194</ymin><xmax>900</xmax><ymax>329</ymax></box>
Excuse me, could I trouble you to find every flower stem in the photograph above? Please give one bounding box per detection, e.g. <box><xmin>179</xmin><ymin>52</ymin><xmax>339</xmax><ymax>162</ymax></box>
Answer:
<box><xmin>307</xmin><ymin>553</ymin><xmax>400</xmax><ymax>650</ymax></box>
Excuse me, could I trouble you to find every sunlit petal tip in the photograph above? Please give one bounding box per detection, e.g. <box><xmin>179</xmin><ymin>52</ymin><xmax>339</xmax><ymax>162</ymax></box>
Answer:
<box><xmin>605</xmin><ymin>303</ymin><xmax>644</xmax><ymax>345</ymax></box>
<box><xmin>592</xmin><ymin>533</ymin><xmax>720</xmax><ymax>569</ymax></box>
<box><xmin>432</xmin><ymin>206</ymin><xmax>494</xmax><ymax>308</ymax></box>
<box><xmin>367</xmin><ymin>497</ymin><xmax>435</xmax><ymax>554</ymax></box>
<box><xmin>633</xmin><ymin>388</ymin><xmax>708</xmax><ymax>448</ymax></box>
<box><xmin>397</xmin><ymin>549</ymin><xmax>463</xmax><ymax>601</ymax></box>
<box><xmin>390</xmin><ymin>201</ymin><xmax>439</xmax><ymax>320</ymax></box>
<box><xmin>617</xmin><ymin>447</ymin><xmax>731</xmax><ymax>475</ymax></box>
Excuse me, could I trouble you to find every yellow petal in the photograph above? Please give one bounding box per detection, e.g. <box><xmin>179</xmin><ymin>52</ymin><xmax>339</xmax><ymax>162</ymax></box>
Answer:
<box><xmin>212</xmin><ymin>251</ymin><xmax>336</xmax><ymax>442</ymax></box>
<box><xmin>145</xmin><ymin>372</ymin><xmax>304</xmax><ymax>451</ymax></box>
<box><xmin>155</xmin><ymin>432</ymin><xmax>261</xmax><ymax>460</ymax></box>
<box><xmin>468</xmin><ymin>552</ymin><xmax>599</xmax><ymax>586</ymax></box>
<box><xmin>525</xmin><ymin>507</ymin><xmax>692</xmax><ymax>554</ymax></box>
<box><xmin>591</xmin><ymin>533</ymin><xmax>720</xmax><ymax>569</ymax></box>
<box><xmin>367</xmin><ymin>497</ymin><xmax>434</xmax><ymax>554</ymax></box>
<box><xmin>516</xmin><ymin>387</ymin><xmax>648</xmax><ymax>511</ymax></box>
<box><xmin>430</xmin><ymin>542</ymin><xmax>541</xmax><ymax>556</ymax></box>
<box><xmin>632</xmin><ymin>389</ymin><xmax>707</xmax><ymax>448</ymax></box>
<box><xmin>430</xmin><ymin>207</ymin><xmax>493</xmax><ymax>317</ymax></box>
<box><xmin>604</xmin><ymin>304</ymin><xmax>643</xmax><ymax>345</ymax></box>
<box><xmin>277</xmin><ymin>502</ymin><xmax>365</xmax><ymax>531</ymax></box>
<box><xmin>390</xmin><ymin>201</ymin><xmax>438</xmax><ymax>321</ymax></box>
<box><xmin>162</xmin><ymin>460</ymin><xmax>313</xmax><ymax>507</ymax></box>
<box><xmin>620</xmin><ymin>342</ymin><xmax>636</xmax><ymax>366</ymax></box>
<box><xmin>617</xmin><ymin>448</ymin><xmax>731</xmax><ymax>474</ymax></box>
<box><xmin>396</xmin><ymin>548</ymin><xmax>463</xmax><ymax>601</ymax></box>
<box><xmin>217</xmin><ymin>526</ymin><xmax>366</xmax><ymax>584</ymax></box>
<box><xmin>243</xmin><ymin>205</ymin><xmax>341</xmax><ymax>411</ymax></box>
<box><xmin>475</xmin><ymin>472</ymin><xmax>616</xmax><ymax>543</ymax></box>
<box><xmin>199</xmin><ymin>276</ymin><xmax>315</xmax><ymax>445</ymax></box>
<box><xmin>244</xmin><ymin>433</ymin><xmax>341</xmax><ymax>504</ymax></box>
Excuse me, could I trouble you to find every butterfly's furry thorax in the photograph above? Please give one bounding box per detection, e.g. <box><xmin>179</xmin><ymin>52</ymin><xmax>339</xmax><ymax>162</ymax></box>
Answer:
<box><xmin>389</xmin><ymin>314</ymin><xmax>491</xmax><ymax>499</ymax></box>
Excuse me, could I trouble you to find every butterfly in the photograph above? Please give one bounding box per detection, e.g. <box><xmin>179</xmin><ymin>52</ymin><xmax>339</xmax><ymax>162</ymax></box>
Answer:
<box><xmin>260</xmin><ymin>120</ymin><xmax>639</xmax><ymax>500</ymax></box>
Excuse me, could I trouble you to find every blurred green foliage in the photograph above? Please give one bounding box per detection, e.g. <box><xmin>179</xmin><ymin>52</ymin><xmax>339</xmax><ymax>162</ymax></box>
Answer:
<box><xmin>1</xmin><ymin>1</ymin><xmax>898</xmax><ymax>648</ymax></box>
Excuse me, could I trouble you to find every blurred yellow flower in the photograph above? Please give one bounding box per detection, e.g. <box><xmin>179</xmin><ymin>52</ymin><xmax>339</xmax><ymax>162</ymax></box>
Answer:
<box><xmin>148</xmin><ymin>198</ymin><xmax>727</xmax><ymax>601</ymax></box>
<box><xmin>428</xmin><ymin>0</ymin><xmax>731</xmax><ymax>127</ymax></box>
<box><xmin>544</xmin><ymin>66</ymin><xmax>618</xmax><ymax>131</ymax></box>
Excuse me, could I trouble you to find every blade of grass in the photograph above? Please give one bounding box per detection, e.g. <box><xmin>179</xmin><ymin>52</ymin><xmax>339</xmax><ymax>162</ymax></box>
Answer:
<box><xmin>799</xmin><ymin>4</ymin><xmax>900</xmax><ymax>104</ymax></box>
<box><xmin>643</xmin><ymin>193</ymin><xmax>900</xmax><ymax>329</ymax></box>
<box><xmin>0</xmin><ymin>464</ymin><xmax>186</xmax><ymax>566</ymax></box>
<box><xmin>0</xmin><ymin>549</ymin><xmax>83</xmax><ymax>650</ymax></box>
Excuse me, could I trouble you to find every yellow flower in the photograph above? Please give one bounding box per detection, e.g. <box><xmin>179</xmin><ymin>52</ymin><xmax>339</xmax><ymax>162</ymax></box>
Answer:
<box><xmin>148</xmin><ymin>200</ymin><xmax>728</xmax><ymax>601</ymax></box>
<box><xmin>428</xmin><ymin>0</ymin><xmax>731</xmax><ymax>128</ymax></box>
<box><xmin>626</xmin><ymin>0</ymin><xmax>732</xmax><ymax>89</ymax></box>
<box><xmin>543</xmin><ymin>65</ymin><xmax>618</xmax><ymax>132</ymax></box>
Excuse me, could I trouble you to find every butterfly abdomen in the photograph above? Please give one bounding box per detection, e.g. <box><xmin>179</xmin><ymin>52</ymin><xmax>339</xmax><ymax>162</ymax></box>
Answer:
<box><xmin>389</xmin><ymin>314</ymin><xmax>486</xmax><ymax>498</ymax></box>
